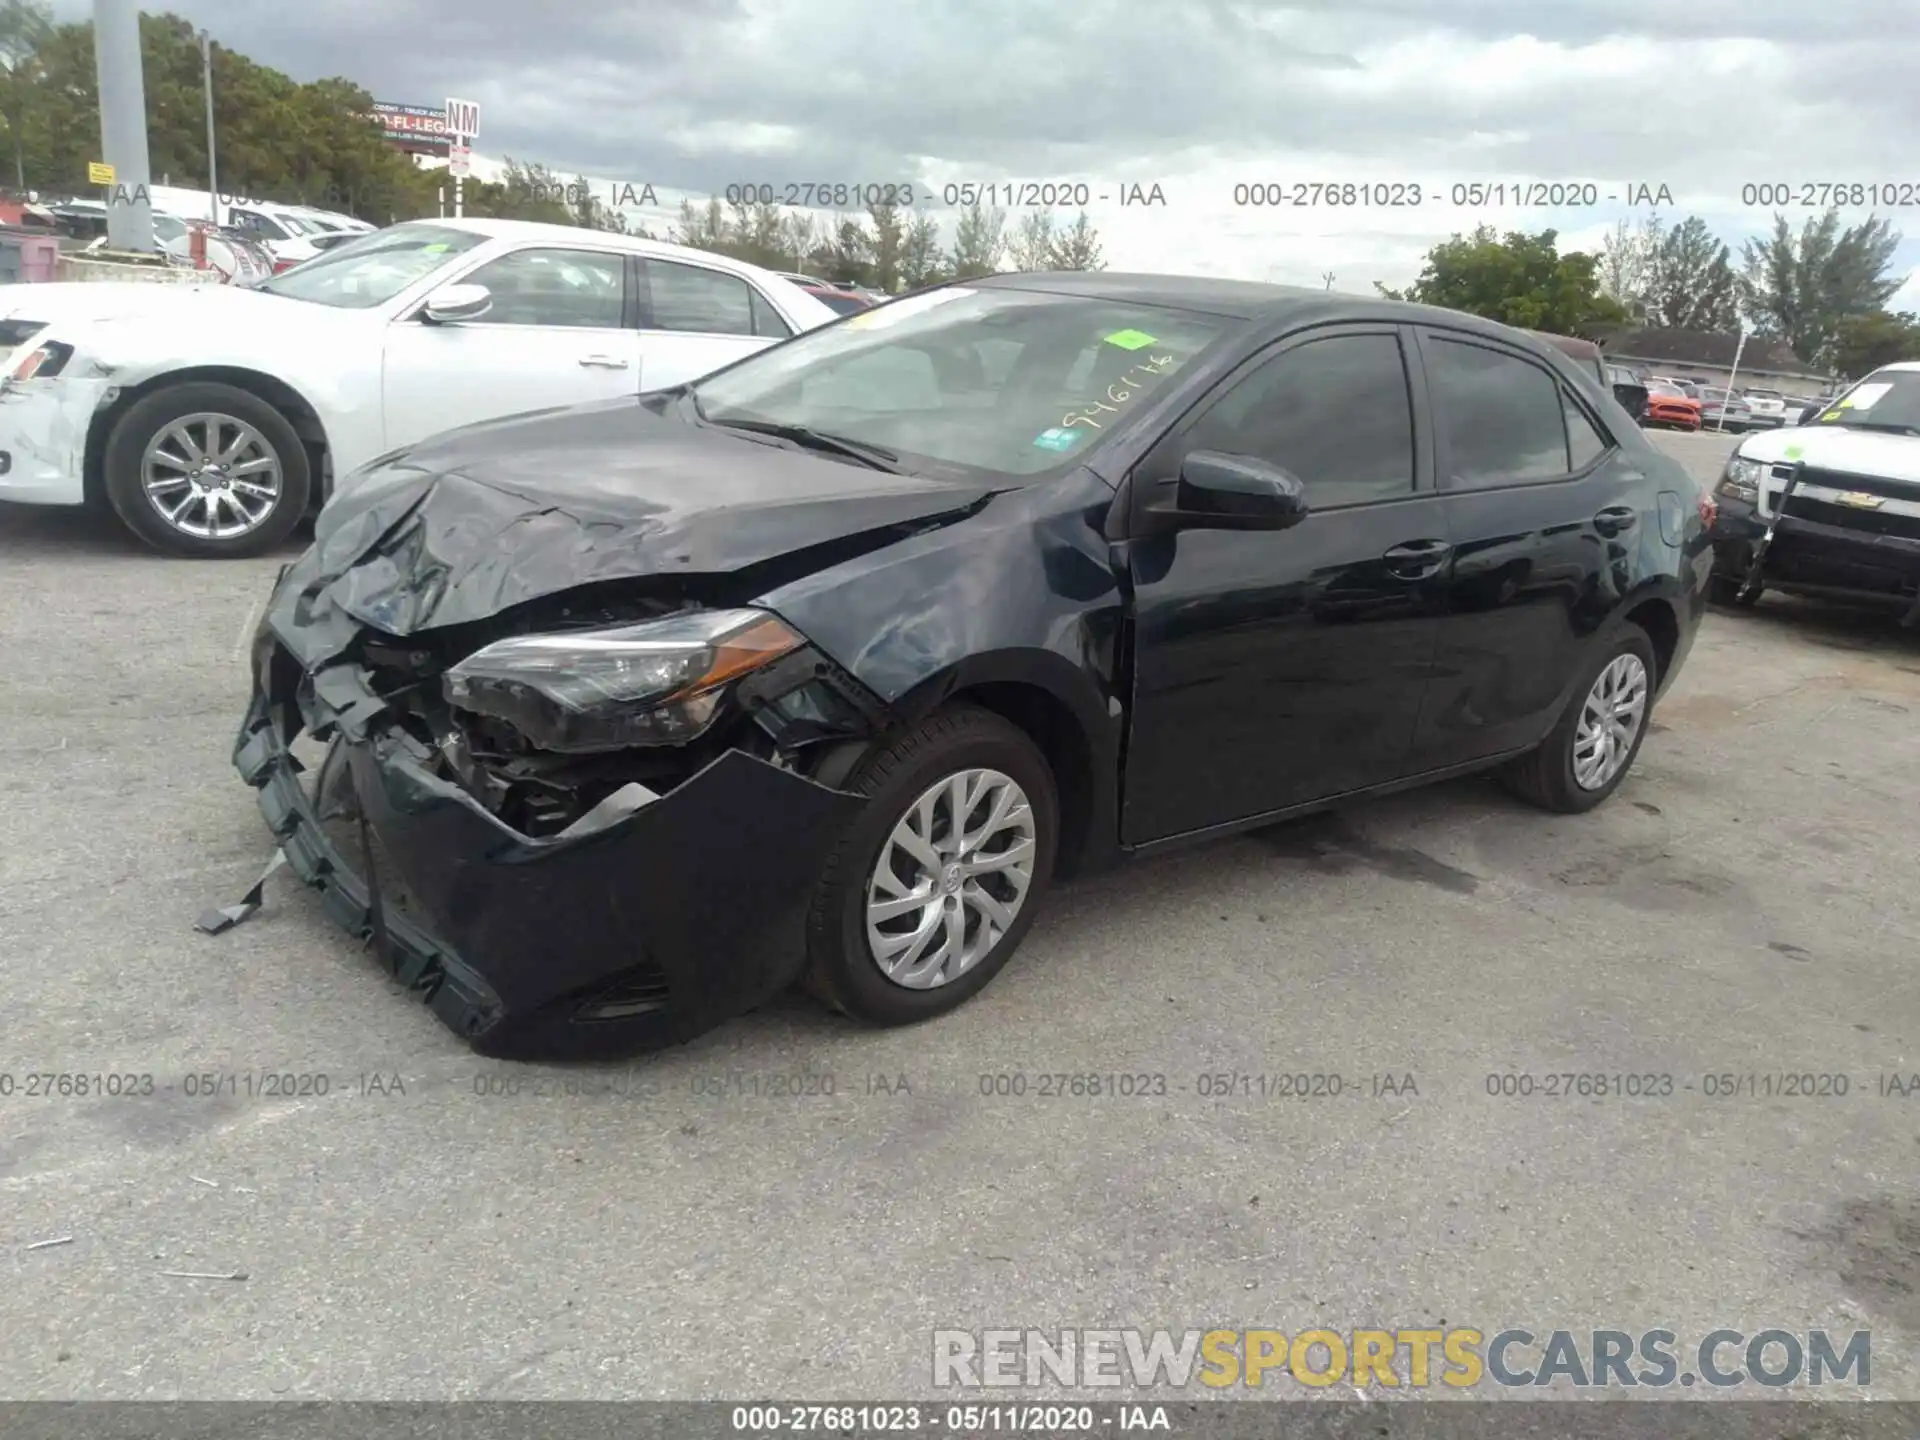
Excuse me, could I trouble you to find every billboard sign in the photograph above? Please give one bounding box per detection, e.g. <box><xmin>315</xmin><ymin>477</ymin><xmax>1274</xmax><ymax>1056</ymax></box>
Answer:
<box><xmin>371</xmin><ymin>102</ymin><xmax>450</xmax><ymax>151</ymax></box>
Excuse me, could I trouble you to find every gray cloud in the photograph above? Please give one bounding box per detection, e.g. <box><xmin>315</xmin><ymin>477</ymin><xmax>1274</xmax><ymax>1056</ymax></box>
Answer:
<box><xmin>49</xmin><ymin>0</ymin><xmax>1920</xmax><ymax>297</ymax></box>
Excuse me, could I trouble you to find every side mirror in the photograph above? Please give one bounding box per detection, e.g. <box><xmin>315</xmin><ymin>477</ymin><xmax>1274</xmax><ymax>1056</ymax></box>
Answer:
<box><xmin>421</xmin><ymin>282</ymin><xmax>492</xmax><ymax>324</ymax></box>
<box><xmin>1154</xmin><ymin>450</ymin><xmax>1309</xmax><ymax>531</ymax></box>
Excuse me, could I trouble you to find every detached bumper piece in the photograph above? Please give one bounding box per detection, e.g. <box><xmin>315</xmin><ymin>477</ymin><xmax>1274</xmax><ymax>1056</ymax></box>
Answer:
<box><xmin>231</xmin><ymin>652</ymin><xmax>866</xmax><ymax>1058</ymax></box>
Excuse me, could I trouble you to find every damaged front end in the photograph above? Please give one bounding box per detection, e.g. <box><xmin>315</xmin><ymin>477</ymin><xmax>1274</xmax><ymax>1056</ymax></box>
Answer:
<box><xmin>214</xmin><ymin>404</ymin><xmax>1012</xmax><ymax>1054</ymax></box>
<box><xmin>233</xmin><ymin>566</ymin><xmax>889</xmax><ymax>1058</ymax></box>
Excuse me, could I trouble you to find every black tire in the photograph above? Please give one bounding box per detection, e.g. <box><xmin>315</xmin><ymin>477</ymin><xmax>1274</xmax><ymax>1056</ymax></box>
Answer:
<box><xmin>1501</xmin><ymin>626</ymin><xmax>1659</xmax><ymax>814</ymax></box>
<box><xmin>803</xmin><ymin>704</ymin><xmax>1059</xmax><ymax>1026</ymax></box>
<box><xmin>1708</xmin><ymin>572</ymin><xmax>1760</xmax><ymax>607</ymax></box>
<box><xmin>104</xmin><ymin>381</ymin><xmax>311</xmax><ymax>558</ymax></box>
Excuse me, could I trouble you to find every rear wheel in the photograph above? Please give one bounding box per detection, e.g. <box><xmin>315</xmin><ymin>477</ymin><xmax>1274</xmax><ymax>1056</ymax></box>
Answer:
<box><xmin>803</xmin><ymin>705</ymin><xmax>1058</xmax><ymax>1026</ymax></box>
<box><xmin>104</xmin><ymin>381</ymin><xmax>310</xmax><ymax>558</ymax></box>
<box><xmin>1501</xmin><ymin>627</ymin><xmax>1657</xmax><ymax>814</ymax></box>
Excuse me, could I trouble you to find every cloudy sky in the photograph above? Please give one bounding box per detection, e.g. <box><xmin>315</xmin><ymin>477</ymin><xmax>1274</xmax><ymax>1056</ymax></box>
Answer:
<box><xmin>59</xmin><ymin>0</ymin><xmax>1920</xmax><ymax>310</ymax></box>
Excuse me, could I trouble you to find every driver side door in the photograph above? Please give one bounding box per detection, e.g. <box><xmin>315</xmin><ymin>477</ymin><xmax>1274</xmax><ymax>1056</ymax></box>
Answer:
<box><xmin>380</xmin><ymin>244</ymin><xmax>641</xmax><ymax>452</ymax></box>
<box><xmin>1121</xmin><ymin>324</ymin><xmax>1453</xmax><ymax>843</ymax></box>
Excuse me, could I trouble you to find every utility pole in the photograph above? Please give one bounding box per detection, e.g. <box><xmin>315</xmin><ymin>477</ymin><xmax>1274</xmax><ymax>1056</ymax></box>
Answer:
<box><xmin>1322</xmin><ymin>271</ymin><xmax>1335</xmax><ymax>291</ymax></box>
<box><xmin>200</xmin><ymin>30</ymin><xmax>217</xmax><ymax>224</ymax></box>
<box><xmin>92</xmin><ymin>0</ymin><xmax>154</xmax><ymax>251</ymax></box>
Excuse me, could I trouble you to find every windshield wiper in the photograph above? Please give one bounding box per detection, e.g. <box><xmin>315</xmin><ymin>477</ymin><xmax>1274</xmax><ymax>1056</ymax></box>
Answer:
<box><xmin>705</xmin><ymin>418</ymin><xmax>902</xmax><ymax>471</ymax></box>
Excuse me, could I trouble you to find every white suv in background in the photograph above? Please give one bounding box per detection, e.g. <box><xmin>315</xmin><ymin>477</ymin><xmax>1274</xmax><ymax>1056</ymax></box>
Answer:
<box><xmin>1742</xmin><ymin>389</ymin><xmax>1790</xmax><ymax>428</ymax></box>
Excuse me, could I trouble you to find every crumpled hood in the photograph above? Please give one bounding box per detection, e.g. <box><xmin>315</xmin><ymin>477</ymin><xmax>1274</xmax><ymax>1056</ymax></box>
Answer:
<box><xmin>270</xmin><ymin>398</ymin><xmax>1000</xmax><ymax>655</ymax></box>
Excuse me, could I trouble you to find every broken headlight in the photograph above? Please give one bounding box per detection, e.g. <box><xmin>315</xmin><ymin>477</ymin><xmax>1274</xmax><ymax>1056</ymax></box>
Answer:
<box><xmin>1716</xmin><ymin>455</ymin><xmax>1765</xmax><ymax>504</ymax></box>
<box><xmin>442</xmin><ymin>608</ymin><xmax>805</xmax><ymax>753</ymax></box>
<box><xmin>7</xmin><ymin>339</ymin><xmax>68</xmax><ymax>380</ymax></box>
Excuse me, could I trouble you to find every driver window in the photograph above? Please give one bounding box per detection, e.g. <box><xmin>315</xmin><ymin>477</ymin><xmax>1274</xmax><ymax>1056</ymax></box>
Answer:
<box><xmin>1179</xmin><ymin>332</ymin><xmax>1415</xmax><ymax>509</ymax></box>
<box><xmin>460</xmin><ymin>247</ymin><xmax>626</xmax><ymax>328</ymax></box>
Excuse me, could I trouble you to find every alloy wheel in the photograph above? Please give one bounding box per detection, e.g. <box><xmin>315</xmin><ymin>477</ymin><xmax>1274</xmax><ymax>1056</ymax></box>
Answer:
<box><xmin>864</xmin><ymin>767</ymin><xmax>1038</xmax><ymax>989</ymax></box>
<box><xmin>1572</xmin><ymin>653</ymin><xmax>1649</xmax><ymax>791</ymax></box>
<box><xmin>141</xmin><ymin>412</ymin><xmax>284</xmax><ymax>541</ymax></box>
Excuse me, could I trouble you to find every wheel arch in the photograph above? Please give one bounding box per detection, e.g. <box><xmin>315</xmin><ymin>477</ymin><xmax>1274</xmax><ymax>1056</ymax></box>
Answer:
<box><xmin>84</xmin><ymin>365</ymin><xmax>333</xmax><ymax>512</ymax></box>
<box><xmin>887</xmin><ymin>650</ymin><xmax>1122</xmax><ymax>881</ymax></box>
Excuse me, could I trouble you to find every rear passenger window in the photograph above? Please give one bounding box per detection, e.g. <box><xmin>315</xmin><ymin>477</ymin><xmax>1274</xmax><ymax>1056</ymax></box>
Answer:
<box><xmin>1426</xmin><ymin>337</ymin><xmax>1570</xmax><ymax>487</ymax></box>
<box><xmin>1565</xmin><ymin>395</ymin><xmax>1607</xmax><ymax>470</ymax></box>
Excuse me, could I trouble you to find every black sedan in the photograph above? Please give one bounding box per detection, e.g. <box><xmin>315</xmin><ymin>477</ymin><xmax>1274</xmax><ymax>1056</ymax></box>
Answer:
<box><xmin>222</xmin><ymin>275</ymin><xmax>1715</xmax><ymax>1057</ymax></box>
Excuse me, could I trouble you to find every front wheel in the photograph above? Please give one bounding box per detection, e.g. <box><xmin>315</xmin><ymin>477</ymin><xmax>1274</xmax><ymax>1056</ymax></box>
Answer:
<box><xmin>803</xmin><ymin>705</ymin><xmax>1058</xmax><ymax>1026</ymax></box>
<box><xmin>1501</xmin><ymin>628</ymin><xmax>1657</xmax><ymax>814</ymax></box>
<box><xmin>103</xmin><ymin>381</ymin><xmax>311</xmax><ymax>558</ymax></box>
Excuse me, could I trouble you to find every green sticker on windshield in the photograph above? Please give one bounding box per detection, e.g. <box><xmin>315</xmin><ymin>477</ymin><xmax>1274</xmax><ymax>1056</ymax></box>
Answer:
<box><xmin>1820</xmin><ymin>409</ymin><xmax>1843</xmax><ymax>422</ymax></box>
<box><xmin>1103</xmin><ymin>328</ymin><xmax>1157</xmax><ymax>350</ymax></box>
<box><xmin>423</xmin><ymin>242</ymin><xmax>450</xmax><ymax>254</ymax></box>
<box><xmin>1784</xmin><ymin>444</ymin><xmax>1803</xmax><ymax>459</ymax></box>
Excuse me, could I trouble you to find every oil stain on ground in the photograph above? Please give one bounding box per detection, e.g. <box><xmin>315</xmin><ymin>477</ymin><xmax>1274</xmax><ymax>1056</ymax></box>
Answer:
<box><xmin>1253</xmin><ymin>813</ymin><xmax>1480</xmax><ymax>895</ymax></box>
<box><xmin>1796</xmin><ymin>1194</ymin><xmax>1920</xmax><ymax>1336</ymax></box>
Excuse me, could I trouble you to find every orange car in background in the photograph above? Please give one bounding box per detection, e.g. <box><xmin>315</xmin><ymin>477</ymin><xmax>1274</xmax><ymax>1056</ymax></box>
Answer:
<box><xmin>1643</xmin><ymin>379</ymin><xmax>1703</xmax><ymax>430</ymax></box>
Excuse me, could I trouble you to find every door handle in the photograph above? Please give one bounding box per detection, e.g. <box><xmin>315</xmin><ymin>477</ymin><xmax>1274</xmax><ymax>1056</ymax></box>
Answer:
<box><xmin>578</xmin><ymin>354</ymin><xmax>629</xmax><ymax>369</ymax></box>
<box><xmin>1381</xmin><ymin>538</ymin><xmax>1452</xmax><ymax>578</ymax></box>
<box><xmin>1593</xmin><ymin>505</ymin><xmax>1637</xmax><ymax>536</ymax></box>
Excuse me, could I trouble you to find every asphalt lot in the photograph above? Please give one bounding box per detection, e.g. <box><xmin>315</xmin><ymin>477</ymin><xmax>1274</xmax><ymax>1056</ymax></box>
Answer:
<box><xmin>1</xmin><ymin>426</ymin><xmax>1917</xmax><ymax>1403</ymax></box>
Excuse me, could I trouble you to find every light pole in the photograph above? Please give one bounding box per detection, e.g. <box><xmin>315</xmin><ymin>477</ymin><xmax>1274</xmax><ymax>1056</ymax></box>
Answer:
<box><xmin>91</xmin><ymin>0</ymin><xmax>154</xmax><ymax>250</ymax></box>
<box><xmin>200</xmin><ymin>30</ymin><xmax>216</xmax><ymax>223</ymax></box>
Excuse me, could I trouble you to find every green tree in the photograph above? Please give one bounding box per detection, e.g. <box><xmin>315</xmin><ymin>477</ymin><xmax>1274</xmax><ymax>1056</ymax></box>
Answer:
<box><xmin>866</xmin><ymin>202</ymin><xmax>905</xmax><ymax>292</ymax></box>
<box><xmin>1739</xmin><ymin>208</ymin><xmax>1905</xmax><ymax>369</ymax></box>
<box><xmin>1640</xmin><ymin>216</ymin><xmax>1738</xmax><ymax>330</ymax></box>
<box><xmin>1830</xmin><ymin>310</ymin><xmax>1920</xmax><ymax>379</ymax></box>
<box><xmin>1005</xmin><ymin>210</ymin><xmax>1055</xmax><ymax>271</ymax></box>
<box><xmin>1049</xmin><ymin>210</ymin><xmax>1105</xmax><ymax>271</ymax></box>
<box><xmin>897</xmin><ymin>211</ymin><xmax>946</xmax><ymax>290</ymax></box>
<box><xmin>1379</xmin><ymin>225</ymin><xmax>1627</xmax><ymax>334</ymax></box>
<box><xmin>947</xmin><ymin>200</ymin><xmax>1006</xmax><ymax>278</ymax></box>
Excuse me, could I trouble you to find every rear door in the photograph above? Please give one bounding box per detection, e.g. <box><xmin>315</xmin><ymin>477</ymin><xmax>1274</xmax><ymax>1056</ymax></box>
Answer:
<box><xmin>1410</xmin><ymin>326</ymin><xmax>1637</xmax><ymax>769</ymax></box>
<box><xmin>632</xmin><ymin>255</ymin><xmax>796</xmax><ymax>391</ymax></box>
<box><xmin>380</xmin><ymin>243</ymin><xmax>641</xmax><ymax>450</ymax></box>
<box><xmin>1121</xmin><ymin>322</ymin><xmax>1452</xmax><ymax>842</ymax></box>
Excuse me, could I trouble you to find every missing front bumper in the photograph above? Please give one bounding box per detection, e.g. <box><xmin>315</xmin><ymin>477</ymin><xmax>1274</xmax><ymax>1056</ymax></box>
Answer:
<box><xmin>229</xmin><ymin>655</ymin><xmax>867</xmax><ymax>1058</ymax></box>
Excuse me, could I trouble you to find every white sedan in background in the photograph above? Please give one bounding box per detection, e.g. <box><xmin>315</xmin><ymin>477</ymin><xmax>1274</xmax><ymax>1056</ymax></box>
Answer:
<box><xmin>0</xmin><ymin>220</ymin><xmax>837</xmax><ymax>557</ymax></box>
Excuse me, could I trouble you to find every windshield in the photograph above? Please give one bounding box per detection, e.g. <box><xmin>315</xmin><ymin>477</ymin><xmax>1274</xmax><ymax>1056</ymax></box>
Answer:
<box><xmin>150</xmin><ymin>213</ymin><xmax>186</xmax><ymax>243</ymax></box>
<box><xmin>251</xmin><ymin>222</ymin><xmax>486</xmax><ymax>308</ymax></box>
<box><xmin>1648</xmin><ymin>382</ymin><xmax>1685</xmax><ymax>397</ymax></box>
<box><xmin>1807</xmin><ymin>367</ymin><xmax>1920</xmax><ymax>432</ymax></box>
<box><xmin>689</xmin><ymin>287</ymin><xmax>1237</xmax><ymax>480</ymax></box>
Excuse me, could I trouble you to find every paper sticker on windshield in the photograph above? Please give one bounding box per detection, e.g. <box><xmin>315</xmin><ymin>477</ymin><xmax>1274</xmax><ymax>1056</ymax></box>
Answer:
<box><xmin>1032</xmin><ymin>427</ymin><xmax>1087</xmax><ymax>452</ymax></box>
<box><xmin>844</xmin><ymin>287</ymin><xmax>974</xmax><ymax>330</ymax></box>
<box><xmin>1820</xmin><ymin>409</ymin><xmax>1844</xmax><ymax>422</ymax></box>
<box><xmin>422</xmin><ymin>243</ymin><xmax>451</xmax><ymax>254</ymax></box>
<box><xmin>1784</xmin><ymin>444</ymin><xmax>1804</xmax><ymax>459</ymax></box>
<box><xmin>1103</xmin><ymin>328</ymin><xmax>1157</xmax><ymax>350</ymax></box>
<box><xmin>1841</xmin><ymin>382</ymin><xmax>1892</xmax><ymax>410</ymax></box>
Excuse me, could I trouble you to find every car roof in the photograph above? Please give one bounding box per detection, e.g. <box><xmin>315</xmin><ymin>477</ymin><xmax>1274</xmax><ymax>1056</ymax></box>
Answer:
<box><xmin>972</xmin><ymin>271</ymin><xmax>1582</xmax><ymax>344</ymax></box>
<box><xmin>420</xmin><ymin>217</ymin><xmax>777</xmax><ymax>273</ymax></box>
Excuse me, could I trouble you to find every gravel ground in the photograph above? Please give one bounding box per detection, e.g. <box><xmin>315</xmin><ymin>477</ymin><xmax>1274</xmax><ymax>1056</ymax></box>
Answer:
<box><xmin>0</xmin><ymin>426</ymin><xmax>1915</xmax><ymax>1403</ymax></box>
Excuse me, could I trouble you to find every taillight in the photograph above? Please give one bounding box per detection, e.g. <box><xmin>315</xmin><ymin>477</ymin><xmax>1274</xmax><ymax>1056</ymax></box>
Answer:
<box><xmin>271</xmin><ymin>258</ymin><xmax>298</xmax><ymax>274</ymax></box>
